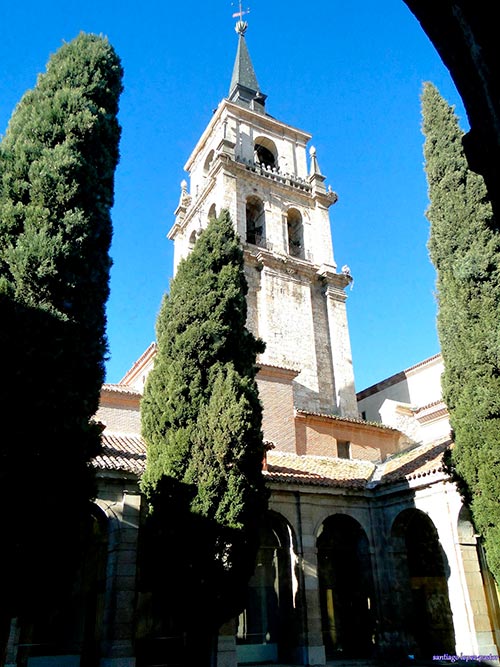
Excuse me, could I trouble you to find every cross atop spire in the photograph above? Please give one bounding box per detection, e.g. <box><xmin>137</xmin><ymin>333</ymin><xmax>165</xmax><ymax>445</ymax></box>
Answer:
<box><xmin>232</xmin><ymin>1</ymin><xmax>250</xmax><ymax>27</ymax></box>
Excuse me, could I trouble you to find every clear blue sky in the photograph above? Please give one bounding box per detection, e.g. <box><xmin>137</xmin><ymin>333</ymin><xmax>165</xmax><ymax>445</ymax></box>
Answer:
<box><xmin>0</xmin><ymin>1</ymin><xmax>468</xmax><ymax>392</ymax></box>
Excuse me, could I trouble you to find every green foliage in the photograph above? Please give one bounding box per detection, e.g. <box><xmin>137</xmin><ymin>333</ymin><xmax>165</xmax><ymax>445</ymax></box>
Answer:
<box><xmin>140</xmin><ymin>211</ymin><xmax>268</xmax><ymax>651</ymax></box>
<box><xmin>0</xmin><ymin>33</ymin><xmax>122</xmax><ymax>619</ymax></box>
<box><xmin>422</xmin><ymin>82</ymin><xmax>500</xmax><ymax>581</ymax></box>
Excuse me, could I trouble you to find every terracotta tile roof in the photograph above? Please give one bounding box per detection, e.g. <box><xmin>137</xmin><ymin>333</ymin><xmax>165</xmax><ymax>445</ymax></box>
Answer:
<box><xmin>295</xmin><ymin>408</ymin><xmax>398</xmax><ymax>431</ymax></box>
<box><xmin>257</xmin><ymin>361</ymin><xmax>301</xmax><ymax>374</ymax></box>
<box><xmin>93</xmin><ymin>432</ymin><xmax>146</xmax><ymax>476</ymax></box>
<box><xmin>101</xmin><ymin>383</ymin><xmax>142</xmax><ymax>396</ymax></box>
<box><xmin>92</xmin><ymin>430</ymin><xmax>451</xmax><ymax>491</ymax></box>
<box><xmin>380</xmin><ymin>438</ymin><xmax>451</xmax><ymax>484</ymax></box>
<box><xmin>414</xmin><ymin>398</ymin><xmax>444</xmax><ymax>412</ymax></box>
<box><xmin>413</xmin><ymin>400</ymin><xmax>449</xmax><ymax>423</ymax></box>
<box><xmin>265</xmin><ymin>451</ymin><xmax>376</xmax><ymax>488</ymax></box>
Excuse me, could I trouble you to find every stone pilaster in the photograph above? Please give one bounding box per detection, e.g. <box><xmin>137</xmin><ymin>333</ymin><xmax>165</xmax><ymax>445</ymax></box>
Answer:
<box><xmin>101</xmin><ymin>492</ymin><xmax>141</xmax><ymax>667</ymax></box>
<box><xmin>4</xmin><ymin>618</ymin><xmax>20</xmax><ymax>667</ymax></box>
<box><xmin>296</xmin><ymin>497</ymin><xmax>326</xmax><ymax>666</ymax></box>
<box><xmin>319</xmin><ymin>268</ymin><xmax>357</xmax><ymax>418</ymax></box>
<box><xmin>217</xmin><ymin>620</ymin><xmax>238</xmax><ymax>667</ymax></box>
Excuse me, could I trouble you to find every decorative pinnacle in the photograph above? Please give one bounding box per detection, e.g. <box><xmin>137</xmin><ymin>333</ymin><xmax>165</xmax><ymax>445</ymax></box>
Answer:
<box><xmin>235</xmin><ymin>20</ymin><xmax>248</xmax><ymax>35</ymax></box>
<box><xmin>309</xmin><ymin>145</ymin><xmax>323</xmax><ymax>177</ymax></box>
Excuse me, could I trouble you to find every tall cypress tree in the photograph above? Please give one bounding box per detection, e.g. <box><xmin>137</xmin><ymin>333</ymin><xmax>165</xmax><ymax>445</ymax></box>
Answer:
<box><xmin>140</xmin><ymin>210</ymin><xmax>268</xmax><ymax>665</ymax></box>
<box><xmin>422</xmin><ymin>82</ymin><xmax>500</xmax><ymax>581</ymax></box>
<box><xmin>0</xmin><ymin>32</ymin><xmax>123</xmax><ymax>629</ymax></box>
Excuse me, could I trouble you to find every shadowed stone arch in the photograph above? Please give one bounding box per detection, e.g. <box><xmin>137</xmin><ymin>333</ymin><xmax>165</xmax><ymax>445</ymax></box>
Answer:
<box><xmin>18</xmin><ymin>504</ymin><xmax>109</xmax><ymax>666</ymax></box>
<box><xmin>391</xmin><ymin>508</ymin><xmax>455</xmax><ymax>658</ymax></box>
<box><xmin>236</xmin><ymin>511</ymin><xmax>300</xmax><ymax>665</ymax></box>
<box><xmin>317</xmin><ymin>513</ymin><xmax>376</xmax><ymax>659</ymax></box>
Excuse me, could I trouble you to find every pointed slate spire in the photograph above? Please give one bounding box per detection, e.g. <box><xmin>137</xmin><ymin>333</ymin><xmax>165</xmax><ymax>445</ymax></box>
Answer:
<box><xmin>228</xmin><ymin>20</ymin><xmax>267</xmax><ymax>112</ymax></box>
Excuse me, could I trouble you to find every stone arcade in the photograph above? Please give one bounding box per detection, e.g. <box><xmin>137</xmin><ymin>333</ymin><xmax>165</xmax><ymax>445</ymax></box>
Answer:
<box><xmin>5</xmin><ymin>18</ymin><xmax>500</xmax><ymax>667</ymax></box>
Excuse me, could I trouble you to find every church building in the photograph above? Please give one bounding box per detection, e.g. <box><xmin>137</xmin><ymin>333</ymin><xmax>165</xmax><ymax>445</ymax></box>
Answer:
<box><xmin>5</xmin><ymin>16</ymin><xmax>500</xmax><ymax>667</ymax></box>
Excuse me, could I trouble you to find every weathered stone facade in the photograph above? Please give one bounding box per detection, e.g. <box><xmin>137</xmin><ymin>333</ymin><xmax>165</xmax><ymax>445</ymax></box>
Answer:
<box><xmin>168</xmin><ymin>33</ymin><xmax>356</xmax><ymax>420</ymax></box>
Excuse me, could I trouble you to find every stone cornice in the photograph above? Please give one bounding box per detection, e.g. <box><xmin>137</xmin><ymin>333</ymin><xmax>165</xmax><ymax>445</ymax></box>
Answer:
<box><xmin>357</xmin><ymin>353</ymin><xmax>442</xmax><ymax>399</ymax></box>
<box><xmin>184</xmin><ymin>99</ymin><xmax>312</xmax><ymax>173</ymax></box>
<box><xmin>224</xmin><ymin>100</ymin><xmax>311</xmax><ymax>144</ymax></box>
<box><xmin>244</xmin><ymin>249</ymin><xmax>352</xmax><ymax>296</ymax></box>
<box><xmin>120</xmin><ymin>342</ymin><xmax>157</xmax><ymax>386</ymax></box>
<box><xmin>317</xmin><ymin>264</ymin><xmax>352</xmax><ymax>291</ymax></box>
<box><xmin>244</xmin><ymin>245</ymin><xmax>321</xmax><ymax>281</ymax></box>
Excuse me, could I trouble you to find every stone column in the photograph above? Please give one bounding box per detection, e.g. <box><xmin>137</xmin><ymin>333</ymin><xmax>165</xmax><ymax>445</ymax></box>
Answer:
<box><xmin>101</xmin><ymin>492</ymin><xmax>141</xmax><ymax>667</ymax></box>
<box><xmin>295</xmin><ymin>496</ymin><xmax>326</xmax><ymax>666</ymax></box>
<box><xmin>459</xmin><ymin>538</ymin><xmax>499</xmax><ymax>657</ymax></box>
<box><xmin>369</xmin><ymin>502</ymin><xmax>406</xmax><ymax>657</ymax></box>
<box><xmin>217</xmin><ymin>619</ymin><xmax>238</xmax><ymax>667</ymax></box>
<box><xmin>4</xmin><ymin>618</ymin><xmax>20</xmax><ymax>667</ymax></box>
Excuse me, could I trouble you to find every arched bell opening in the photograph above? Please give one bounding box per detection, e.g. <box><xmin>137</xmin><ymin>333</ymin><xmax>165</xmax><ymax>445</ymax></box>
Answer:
<box><xmin>286</xmin><ymin>208</ymin><xmax>304</xmax><ymax>259</ymax></box>
<box><xmin>254</xmin><ymin>137</ymin><xmax>278</xmax><ymax>170</ymax></box>
<box><xmin>245</xmin><ymin>196</ymin><xmax>265</xmax><ymax>248</ymax></box>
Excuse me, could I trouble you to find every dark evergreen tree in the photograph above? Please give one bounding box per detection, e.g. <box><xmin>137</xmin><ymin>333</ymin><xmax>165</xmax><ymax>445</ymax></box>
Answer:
<box><xmin>0</xmin><ymin>32</ymin><xmax>123</xmax><ymax>636</ymax></box>
<box><xmin>422</xmin><ymin>82</ymin><xmax>500</xmax><ymax>581</ymax></box>
<box><xmin>140</xmin><ymin>210</ymin><xmax>268</xmax><ymax>665</ymax></box>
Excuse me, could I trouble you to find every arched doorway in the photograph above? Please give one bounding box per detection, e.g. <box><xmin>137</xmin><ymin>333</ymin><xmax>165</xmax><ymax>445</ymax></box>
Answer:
<box><xmin>236</xmin><ymin>512</ymin><xmax>299</xmax><ymax>665</ymax></box>
<box><xmin>317</xmin><ymin>514</ymin><xmax>375</xmax><ymax>659</ymax></box>
<box><xmin>391</xmin><ymin>508</ymin><xmax>455</xmax><ymax>658</ymax></box>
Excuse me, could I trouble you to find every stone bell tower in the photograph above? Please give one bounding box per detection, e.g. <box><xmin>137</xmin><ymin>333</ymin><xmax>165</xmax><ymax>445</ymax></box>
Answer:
<box><xmin>167</xmin><ymin>18</ymin><xmax>358</xmax><ymax>418</ymax></box>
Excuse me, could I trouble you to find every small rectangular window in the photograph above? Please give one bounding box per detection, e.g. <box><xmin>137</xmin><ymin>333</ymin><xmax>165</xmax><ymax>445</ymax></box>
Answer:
<box><xmin>337</xmin><ymin>440</ymin><xmax>351</xmax><ymax>459</ymax></box>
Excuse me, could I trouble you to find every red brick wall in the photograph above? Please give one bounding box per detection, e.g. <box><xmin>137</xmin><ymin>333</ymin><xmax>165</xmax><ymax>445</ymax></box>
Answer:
<box><xmin>296</xmin><ymin>413</ymin><xmax>400</xmax><ymax>461</ymax></box>
<box><xmin>257</xmin><ymin>368</ymin><xmax>296</xmax><ymax>453</ymax></box>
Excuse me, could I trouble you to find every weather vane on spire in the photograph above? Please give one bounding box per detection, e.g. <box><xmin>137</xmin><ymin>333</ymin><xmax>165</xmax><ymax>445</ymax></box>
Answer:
<box><xmin>232</xmin><ymin>1</ymin><xmax>250</xmax><ymax>34</ymax></box>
